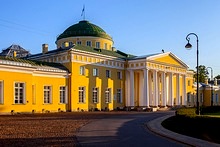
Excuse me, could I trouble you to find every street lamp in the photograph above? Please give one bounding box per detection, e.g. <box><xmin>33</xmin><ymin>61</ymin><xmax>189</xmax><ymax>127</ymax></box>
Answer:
<box><xmin>185</xmin><ymin>33</ymin><xmax>200</xmax><ymax>115</ymax></box>
<box><xmin>206</xmin><ymin>67</ymin><xmax>213</xmax><ymax>106</ymax></box>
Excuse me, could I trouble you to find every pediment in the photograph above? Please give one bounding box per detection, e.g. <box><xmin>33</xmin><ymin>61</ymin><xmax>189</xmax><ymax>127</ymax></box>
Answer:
<box><xmin>147</xmin><ymin>52</ymin><xmax>188</xmax><ymax>68</ymax></box>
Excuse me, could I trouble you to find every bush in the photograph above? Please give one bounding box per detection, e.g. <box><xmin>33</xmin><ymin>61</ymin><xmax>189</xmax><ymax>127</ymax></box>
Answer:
<box><xmin>175</xmin><ymin>107</ymin><xmax>196</xmax><ymax>117</ymax></box>
<box><xmin>201</xmin><ymin>106</ymin><xmax>220</xmax><ymax>114</ymax></box>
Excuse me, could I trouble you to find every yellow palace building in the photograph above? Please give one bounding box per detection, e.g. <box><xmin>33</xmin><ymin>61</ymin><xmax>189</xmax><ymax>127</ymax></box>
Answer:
<box><xmin>0</xmin><ymin>19</ymin><xmax>197</xmax><ymax>114</ymax></box>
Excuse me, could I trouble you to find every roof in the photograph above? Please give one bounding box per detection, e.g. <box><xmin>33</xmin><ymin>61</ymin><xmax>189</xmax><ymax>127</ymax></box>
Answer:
<box><xmin>57</xmin><ymin>20</ymin><xmax>113</xmax><ymax>41</ymax></box>
<box><xmin>0</xmin><ymin>44</ymin><xmax>31</xmax><ymax>58</ymax></box>
<box><xmin>0</xmin><ymin>56</ymin><xmax>69</xmax><ymax>72</ymax></box>
<box><xmin>27</xmin><ymin>45</ymin><xmax>135</xmax><ymax>59</ymax></box>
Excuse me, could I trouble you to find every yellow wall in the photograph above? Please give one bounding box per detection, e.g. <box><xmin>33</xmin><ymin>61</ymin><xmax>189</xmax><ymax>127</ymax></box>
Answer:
<box><xmin>0</xmin><ymin>67</ymin><xmax>68</xmax><ymax>113</ymax></box>
<box><xmin>56</xmin><ymin>37</ymin><xmax>113</xmax><ymax>50</ymax></box>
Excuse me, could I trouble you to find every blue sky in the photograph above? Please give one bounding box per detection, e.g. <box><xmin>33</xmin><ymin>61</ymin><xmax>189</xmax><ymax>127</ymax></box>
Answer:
<box><xmin>1</xmin><ymin>0</ymin><xmax>220</xmax><ymax>76</ymax></box>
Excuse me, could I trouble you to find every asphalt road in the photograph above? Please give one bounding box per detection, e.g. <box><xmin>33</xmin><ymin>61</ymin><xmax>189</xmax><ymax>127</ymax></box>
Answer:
<box><xmin>76</xmin><ymin>111</ymin><xmax>188</xmax><ymax>147</ymax></box>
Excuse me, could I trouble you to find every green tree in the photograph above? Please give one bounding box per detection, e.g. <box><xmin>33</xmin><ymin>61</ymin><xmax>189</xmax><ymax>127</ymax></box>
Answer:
<box><xmin>193</xmin><ymin>65</ymin><xmax>208</xmax><ymax>83</ymax></box>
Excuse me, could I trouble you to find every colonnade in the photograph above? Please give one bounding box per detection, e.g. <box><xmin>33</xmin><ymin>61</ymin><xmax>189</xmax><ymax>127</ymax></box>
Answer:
<box><xmin>126</xmin><ymin>69</ymin><xmax>187</xmax><ymax>107</ymax></box>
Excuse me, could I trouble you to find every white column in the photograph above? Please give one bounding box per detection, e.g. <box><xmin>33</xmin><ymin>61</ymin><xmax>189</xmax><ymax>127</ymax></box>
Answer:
<box><xmin>139</xmin><ymin>71</ymin><xmax>144</xmax><ymax>106</ymax></box>
<box><xmin>162</xmin><ymin>72</ymin><xmax>167</xmax><ymax>107</ymax></box>
<box><xmin>169</xmin><ymin>73</ymin><xmax>173</xmax><ymax>106</ymax></box>
<box><xmin>130</xmin><ymin>70</ymin><xmax>134</xmax><ymax>106</ymax></box>
<box><xmin>182</xmin><ymin>75</ymin><xmax>187</xmax><ymax>105</ymax></box>
<box><xmin>176</xmin><ymin>74</ymin><xmax>180</xmax><ymax>105</ymax></box>
<box><xmin>149</xmin><ymin>72</ymin><xmax>153</xmax><ymax>106</ymax></box>
<box><xmin>153</xmin><ymin>70</ymin><xmax>158</xmax><ymax>106</ymax></box>
<box><xmin>143</xmin><ymin>69</ymin><xmax>149</xmax><ymax>107</ymax></box>
<box><xmin>125</xmin><ymin>70</ymin><xmax>130</xmax><ymax>106</ymax></box>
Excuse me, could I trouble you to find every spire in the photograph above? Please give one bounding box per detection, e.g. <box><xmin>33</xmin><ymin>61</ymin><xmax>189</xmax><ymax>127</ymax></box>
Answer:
<box><xmin>81</xmin><ymin>5</ymin><xmax>85</xmax><ymax>20</ymax></box>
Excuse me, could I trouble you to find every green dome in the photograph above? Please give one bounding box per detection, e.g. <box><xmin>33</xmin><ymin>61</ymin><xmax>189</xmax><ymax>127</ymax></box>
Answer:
<box><xmin>57</xmin><ymin>20</ymin><xmax>112</xmax><ymax>41</ymax></box>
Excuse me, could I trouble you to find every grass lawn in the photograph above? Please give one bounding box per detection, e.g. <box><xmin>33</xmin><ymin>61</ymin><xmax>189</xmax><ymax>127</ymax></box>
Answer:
<box><xmin>162</xmin><ymin>115</ymin><xmax>220</xmax><ymax>144</ymax></box>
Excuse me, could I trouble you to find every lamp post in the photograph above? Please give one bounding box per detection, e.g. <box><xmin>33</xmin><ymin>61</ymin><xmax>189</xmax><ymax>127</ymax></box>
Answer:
<box><xmin>185</xmin><ymin>33</ymin><xmax>200</xmax><ymax>115</ymax></box>
<box><xmin>206</xmin><ymin>67</ymin><xmax>213</xmax><ymax>106</ymax></box>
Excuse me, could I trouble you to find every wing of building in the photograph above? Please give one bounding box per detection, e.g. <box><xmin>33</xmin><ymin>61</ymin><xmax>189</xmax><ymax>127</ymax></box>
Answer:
<box><xmin>0</xmin><ymin>19</ymin><xmax>201</xmax><ymax>114</ymax></box>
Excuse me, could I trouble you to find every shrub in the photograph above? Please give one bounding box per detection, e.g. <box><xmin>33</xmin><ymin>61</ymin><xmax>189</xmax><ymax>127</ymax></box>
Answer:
<box><xmin>201</xmin><ymin>106</ymin><xmax>220</xmax><ymax>114</ymax></box>
<box><xmin>175</xmin><ymin>107</ymin><xmax>196</xmax><ymax>117</ymax></box>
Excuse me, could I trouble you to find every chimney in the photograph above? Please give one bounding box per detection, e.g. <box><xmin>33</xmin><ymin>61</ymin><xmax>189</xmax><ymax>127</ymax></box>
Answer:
<box><xmin>42</xmin><ymin>44</ymin><xmax>48</xmax><ymax>54</ymax></box>
<box><xmin>13</xmin><ymin>51</ymin><xmax>17</xmax><ymax>57</ymax></box>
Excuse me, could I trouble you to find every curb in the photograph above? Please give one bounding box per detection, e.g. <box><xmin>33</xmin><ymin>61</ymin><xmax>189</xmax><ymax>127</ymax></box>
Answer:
<box><xmin>146</xmin><ymin>115</ymin><xmax>220</xmax><ymax>147</ymax></box>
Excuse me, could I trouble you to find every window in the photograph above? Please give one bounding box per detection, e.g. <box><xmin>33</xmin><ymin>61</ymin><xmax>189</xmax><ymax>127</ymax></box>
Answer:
<box><xmin>117</xmin><ymin>89</ymin><xmax>122</xmax><ymax>103</ymax></box>
<box><xmin>188</xmin><ymin>80</ymin><xmax>191</xmax><ymax>86</ymax></box>
<box><xmin>93</xmin><ymin>68</ymin><xmax>98</xmax><ymax>76</ymax></box>
<box><xmin>77</xmin><ymin>41</ymin><xmax>82</xmax><ymax>45</ymax></box>
<box><xmin>79</xmin><ymin>87</ymin><xmax>85</xmax><ymax>103</ymax></box>
<box><xmin>60</xmin><ymin>86</ymin><xmax>67</xmax><ymax>103</ymax></box>
<box><xmin>69</xmin><ymin>42</ymin><xmax>73</xmax><ymax>47</ymax></box>
<box><xmin>14</xmin><ymin>82</ymin><xmax>25</xmax><ymax>104</ymax></box>
<box><xmin>216</xmin><ymin>94</ymin><xmax>218</xmax><ymax>103</ymax></box>
<box><xmin>106</xmin><ymin>70</ymin><xmax>111</xmax><ymax>78</ymax></box>
<box><xmin>105</xmin><ymin>88</ymin><xmax>111</xmax><ymax>103</ymax></box>
<box><xmin>0</xmin><ymin>81</ymin><xmax>3</xmax><ymax>104</ymax></box>
<box><xmin>80</xmin><ymin>66</ymin><xmax>85</xmax><ymax>75</ymax></box>
<box><xmin>187</xmin><ymin>93</ymin><xmax>191</xmax><ymax>103</ymax></box>
<box><xmin>104</xmin><ymin>43</ymin><xmax>107</xmax><ymax>49</ymax></box>
<box><xmin>86</xmin><ymin>41</ymin><xmax>91</xmax><ymax>47</ymax></box>
<box><xmin>92</xmin><ymin>87</ymin><xmax>99</xmax><ymax>103</ymax></box>
<box><xmin>117</xmin><ymin>71</ymin><xmax>122</xmax><ymax>79</ymax></box>
<box><xmin>44</xmin><ymin>86</ymin><xmax>52</xmax><ymax>104</ymax></box>
<box><xmin>96</xmin><ymin>42</ymin><xmax>100</xmax><ymax>48</ymax></box>
<box><xmin>200</xmin><ymin>93</ymin><xmax>203</xmax><ymax>103</ymax></box>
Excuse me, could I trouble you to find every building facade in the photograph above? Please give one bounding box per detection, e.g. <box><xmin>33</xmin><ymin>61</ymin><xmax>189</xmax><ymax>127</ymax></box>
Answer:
<box><xmin>0</xmin><ymin>20</ymin><xmax>197</xmax><ymax>114</ymax></box>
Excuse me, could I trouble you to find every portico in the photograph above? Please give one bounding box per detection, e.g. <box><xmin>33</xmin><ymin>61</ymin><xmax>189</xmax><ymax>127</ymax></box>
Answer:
<box><xmin>125</xmin><ymin>52</ymin><xmax>188</xmax><ymax>108</ymax></box>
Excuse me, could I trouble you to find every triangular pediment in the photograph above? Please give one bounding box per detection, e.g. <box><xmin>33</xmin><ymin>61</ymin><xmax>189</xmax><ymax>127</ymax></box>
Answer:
<box><xmin>147</xmin><ymin>52</ymin><xmax>188</xmax><ymax>68</ymax></box>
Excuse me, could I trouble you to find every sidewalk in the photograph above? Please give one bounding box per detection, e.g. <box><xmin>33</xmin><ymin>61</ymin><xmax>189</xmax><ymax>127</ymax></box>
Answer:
<box><xmin>147</xmin><ymin>114</ymin><xmax>220</xmax><ymax>147</ymax></box>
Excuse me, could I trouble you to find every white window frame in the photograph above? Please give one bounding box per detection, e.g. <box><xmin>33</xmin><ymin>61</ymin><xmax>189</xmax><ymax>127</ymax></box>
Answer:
<box><xmin>105</xmin><ymin>88</ymin><xmax>111</xmax><ymax>103</ymax></box>
<box><xmin>93</xmin><ymin>68</ymin><xmax>99</xmax><ymax>76</ymax></box>
<box><xmin>44</xmin><ymin>86</ymin><xmax>52</xmax><ymax>104</ymax></box>
<box><xmin>117</xmin><ymin>71</ymin><xmax>122</xmax><ymax>79</ymax></box>
<box><xmin>117</xmin><ymin>89</ymin><xmax>122</xmax><ymax>103</ymax></box>
<box><xmin>79</xmin><ymin>87</ymin><xmax>85</xmax><ymax>103</ymax></box>
<box><xmin>0</xmin><ymin>81</ymin><xmax>3</xmax><ymax>104</ymax></box>
<box><xmin>95</xmin><ymin>42</ymin><xmax>100</xmax><ymax>48</ymax></box>
<box><xmin>80</xmin><ymin>66</ymin><xmax>85</xmax><ymax>75</ymax></box>
<box><xmin>187</xmin><ymin>93</ymin><xmax>191</xmax><ymax>103</ymax></box>
<box><xmin>60</xmin><ymin>86</ymin><xmax>67</xmax><ymax>104</ymax></box>
<box><xmin>86</xmin><ymin>41</ymin><xmax>92</xmax><ymax>47</ymax></box>
<box><xmin>106</xmin><ymin>70</ymin><xmax>111</xmax><ymax>78</ymax></box>
<box><xmin>14</xmin><ymin>82</ymin><xmax>25</xmax><ymax>104</ymax></box>
<box><xmin>92</xmin><ymin>87</ymin><xmax>99</xmax><ymax>103</ymax></box>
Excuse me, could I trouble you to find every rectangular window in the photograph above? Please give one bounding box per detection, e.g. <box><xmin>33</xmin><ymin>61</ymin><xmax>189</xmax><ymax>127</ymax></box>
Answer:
<box><xmin>79</xmin><ymin>87</ymin><xmax>85</xmax><ymax>103</ymax></box>
<box><xmin>104</xmin><ymin>43</ymin><xmax>107</xmax><ymax>49</ymax></box>
<box><xmin>117</xmin><ymin>71</ymin><xmax>122</xmax><ymax>79</ymax></box>
<box><xmin>187</xmin><ymin>93</ymin><xmax>191</xmax><ymax>103</ymax></box>
<box><xmin>14</xmin><ymin>82</ymin><xmax>25</xmax><ymax>104</ymax></box>
<box><xmin>106</xmin><ymin>70</ymin><xmax>111</xmax><ymax>78</ymax></box>
<box><xmin>92</xmin><ymin>87</ymin><xmax>99</xmax><ymax>103</ymax></box>
<box><xmin>96</xmin><ymin>42</ymin><xmax>100</xmax><ymax>48</ymax></box>
<box><xmin>80</xmin><ymin>66</ymin><xmax>85</xmax><ymax>75</ymax></box>
<box><xmin>44</xmin><ymin>86</ymin><xmax>52</xmax><ymax>104</ymax></box>
<box><xmin>188</xmin><ymin>80</ymin><xmax>191</xmax><ymax>86</ymax></box>
<box><xmin>93</xmin><ymin>68</ymin><xmax>98</xmax><ymax>76</ymax></box>
<box><xmin>117</xmin><ymin>89</ymin><xmax>122</xmax><ymax>103</ymax></box>
<box><xmin>0</xmin><ymin>81</ymin><xmax>3</xmax><ymax>104</ymax></box>
<box><xmin>200</xmin><ymin>93</ymin><xmax>203</xmax><ymax>103</ymax></box>
<box><xmin>86</xmin><ymin>41</ymin><xmax>92</xmax><ymax>47</ymax></box>
<box><xmin>60</xmin><ymin>86</ymin><xmax>67</xmax><ymax>103</ymax></box>
<box><xmin>216</xmin><ymin>94</ymin><xmax>218</xmax><ymax>103</ymax></box>
<box><xmin>77</xmin><ymin>41</ymin><xmax>82</xmax><ymax>45</ymax></box>
<box><xmin>105</xmin><ymin>88</ymin><xmax>111</xmax><ymax>103</ymax></box>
